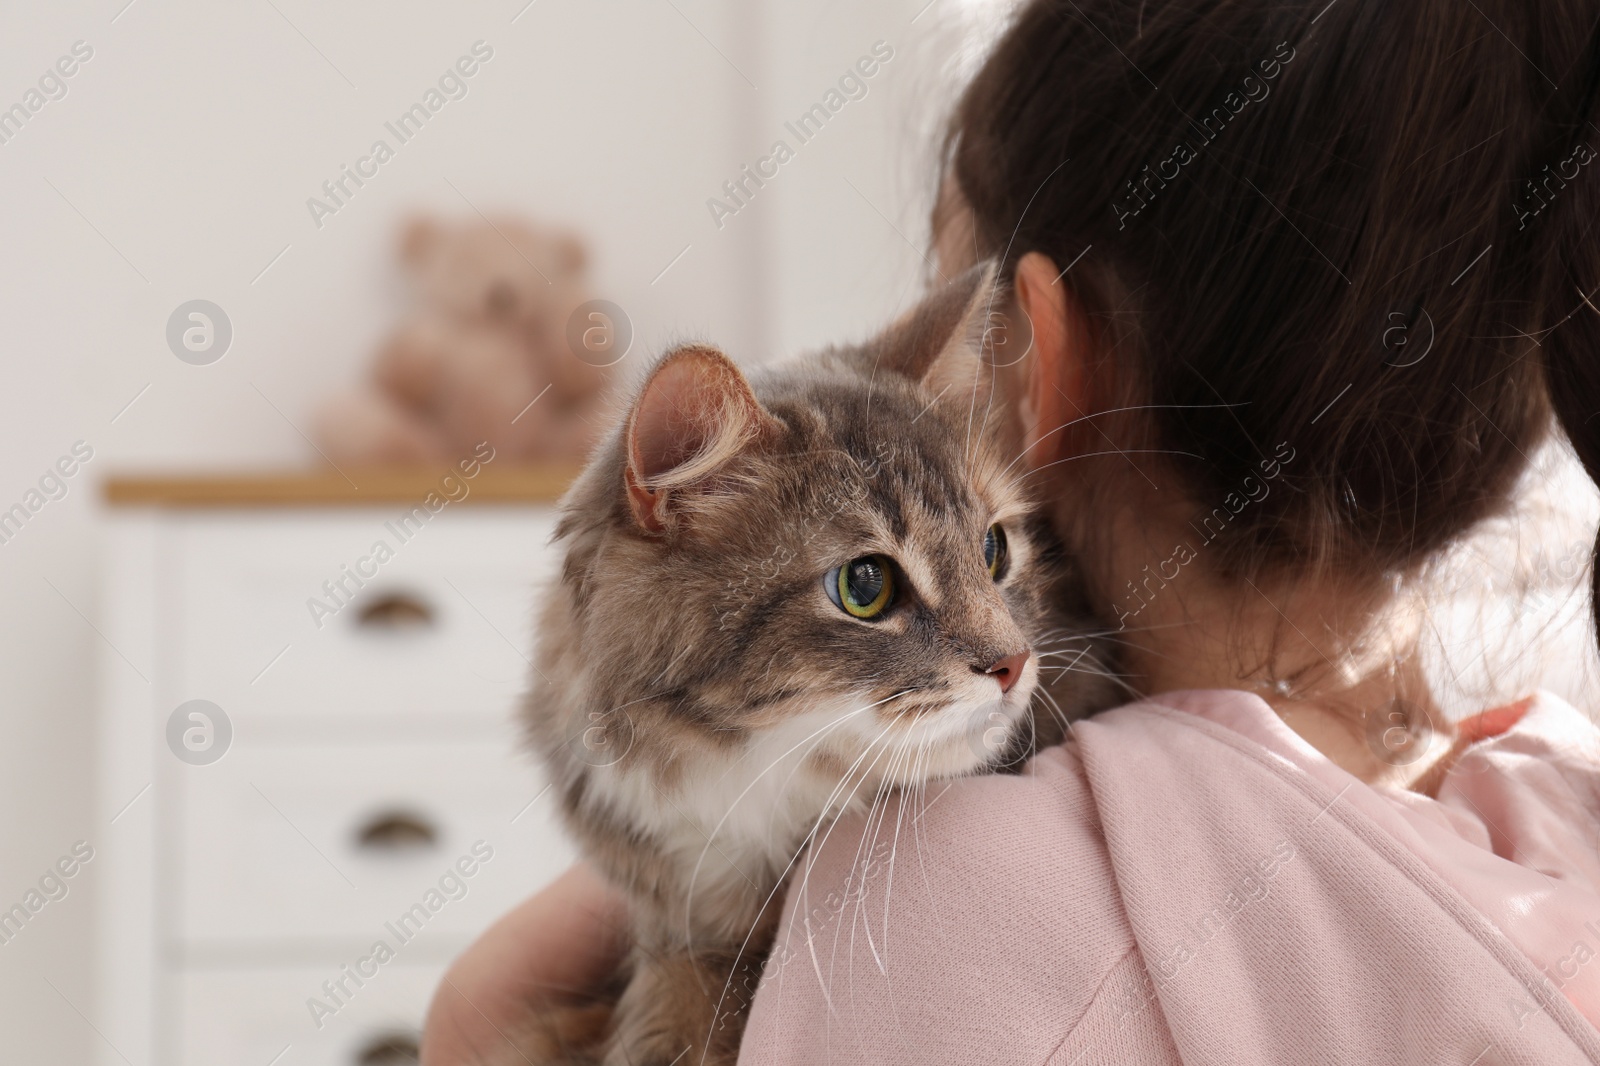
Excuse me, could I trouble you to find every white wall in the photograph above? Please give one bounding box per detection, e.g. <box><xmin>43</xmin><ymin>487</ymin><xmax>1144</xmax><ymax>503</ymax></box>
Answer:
<box><xmin>0</xmin><ymin>0</ymin><xmax>981</xmax><ymax>1059</ymax></box>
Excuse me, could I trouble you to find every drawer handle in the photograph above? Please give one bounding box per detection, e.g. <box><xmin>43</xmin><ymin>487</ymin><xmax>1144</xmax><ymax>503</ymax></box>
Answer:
<box><xmin>355</xmin><ymin>1032</ymin><xmax>419</xmax><ymax>1064</ymax></box>
<box><xmin>355</xmin><ymin>810</ymin><xmax>438</xmax><ymax>852</ymax></box>
<box><xmin>356</xmin><ymin>591</ymin><xmax>435</xmax><ymax>630</ymax></box>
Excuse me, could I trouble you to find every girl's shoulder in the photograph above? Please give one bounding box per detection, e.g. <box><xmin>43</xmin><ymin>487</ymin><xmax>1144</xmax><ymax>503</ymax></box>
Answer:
<box><xmin>743</xmin><ymin>691</ymin><xmax>1600</xmax><ymax>1065</ymax></box>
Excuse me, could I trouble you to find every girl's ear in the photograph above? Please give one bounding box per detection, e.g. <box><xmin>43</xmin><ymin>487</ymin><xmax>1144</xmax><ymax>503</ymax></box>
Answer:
<box><xmin>623</xmin><ymin>346</ymin><xmax>778</xmax><ymax>535</ymax></box>
<box><xmin>1012</xmin><ymin>251</ymin><xmax>1098</xmax><ymax>470</ymax></box>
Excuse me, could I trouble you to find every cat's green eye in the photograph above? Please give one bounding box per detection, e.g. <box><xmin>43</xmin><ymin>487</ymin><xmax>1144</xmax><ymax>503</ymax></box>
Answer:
<box><xmin>826</xmin><ymin>555</ymin><xmax>895</xmax><ymax>619</ymax></box>
<box><xmin>984</xmin><ymin>524</ymin><xmax>1009</xmax><ymax>579</ymax></box>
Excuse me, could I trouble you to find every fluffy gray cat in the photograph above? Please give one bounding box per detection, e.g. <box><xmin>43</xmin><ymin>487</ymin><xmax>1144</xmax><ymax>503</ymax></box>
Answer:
<box><xmin>508</xmin><ymin>264</ymin><xmax>1117</xmax><ymax>1065</ymax></box>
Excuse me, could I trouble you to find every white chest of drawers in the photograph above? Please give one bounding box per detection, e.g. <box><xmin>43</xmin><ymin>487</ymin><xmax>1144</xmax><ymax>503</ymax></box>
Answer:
<box><xmin>97</xmin><ymin>470</ymin><xmax>579</xmax><ymax>1066</ymax></box>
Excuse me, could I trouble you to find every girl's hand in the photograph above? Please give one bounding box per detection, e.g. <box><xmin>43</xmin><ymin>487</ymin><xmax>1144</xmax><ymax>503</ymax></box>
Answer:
<box><xmin>420</xmin><ymin>862</ymin><xmax>629</xmax><ymax>1065</ymax></box>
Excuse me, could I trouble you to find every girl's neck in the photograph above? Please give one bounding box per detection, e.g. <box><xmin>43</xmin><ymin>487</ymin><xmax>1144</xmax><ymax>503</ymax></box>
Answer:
<box><xmin>1082</xmin><ymin>498</ymin><xmax>1452</xmax><ymax>787</ymax></box>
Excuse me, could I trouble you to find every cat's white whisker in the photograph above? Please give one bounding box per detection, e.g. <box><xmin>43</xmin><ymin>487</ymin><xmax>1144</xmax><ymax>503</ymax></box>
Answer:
<box><xmin>875</xmin><ymin>733</ymin><xmax>921</xmax><ymax>974</ymax></box>
<box><xmin>792</xmin><ymin>719</ymin><xmax>904</xmax><ymax>1016</ymax></box>
<box><xmin>874</xmin><ymin>743</ymin><xmax>933</xmax><ymax>1044</ymax></box>
<box><xmin>837</xmin><ymin>734</ymin><xmax>913</xmax><ymax>1002</ymax></box>
<box><xmin>680</xmin><ymin>691</ymin><xmax>909</xmax><ymax>955</ymax></box>
<box><xmin>846</xmin><ymin>732</ymin><xmax>913</xmax><ymax>976</ymax></box>
<box><xmin>702</xmin><ymin>704</ymin><xmax>907</xmax><ymax>1022</ymax></box>
<box><xmin>994</xmin><ymin>401</ymin><xmax>1244</xmax><ymax>483</ymax></box>
<box><xmin>1011</xmin><ymin>448</ymin><xmax>1207</xmax><ymax>492</ymax></box>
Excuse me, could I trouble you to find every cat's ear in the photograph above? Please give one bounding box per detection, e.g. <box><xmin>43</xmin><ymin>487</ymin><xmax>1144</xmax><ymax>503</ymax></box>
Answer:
<box><xmin>873</xmin><ymin>260</ymin><xmax>1005</xmax><ymax>398</ymax></box>
<box><xmin>623</xmin><ymin>345</ymin><xmax>777</xmax><ymax>535</ymax></box>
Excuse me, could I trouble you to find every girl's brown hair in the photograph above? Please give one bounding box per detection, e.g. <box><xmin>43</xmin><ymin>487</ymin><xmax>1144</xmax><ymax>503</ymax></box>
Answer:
<box><xmin>941</xmin><ymin>0</ymin><xmax>1600</xmax><ymax>636</ymax></box>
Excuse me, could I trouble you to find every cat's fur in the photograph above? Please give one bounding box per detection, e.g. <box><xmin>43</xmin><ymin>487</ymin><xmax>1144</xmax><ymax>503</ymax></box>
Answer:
<box><xmin>507</xmin><ymin>264</ymin><xmax>1116</xmax><ymax>1065</ymax></box>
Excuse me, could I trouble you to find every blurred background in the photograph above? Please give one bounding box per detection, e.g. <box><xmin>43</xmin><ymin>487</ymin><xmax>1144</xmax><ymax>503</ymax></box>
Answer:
<box><xmin>1</xmin><ymin>1</ymin><xmax>1597</xmax><ymax>1063</ymax></box>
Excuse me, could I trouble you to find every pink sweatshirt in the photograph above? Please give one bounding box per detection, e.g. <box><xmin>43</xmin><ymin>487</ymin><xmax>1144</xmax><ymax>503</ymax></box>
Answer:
<box><xmin>741</xmin><ymin>690</ymin><xmax>1600</xmax><ymax>1064</ymax></box>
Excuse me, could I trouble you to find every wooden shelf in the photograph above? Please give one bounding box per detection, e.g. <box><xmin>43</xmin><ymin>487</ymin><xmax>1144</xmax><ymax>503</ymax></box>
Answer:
<box><xmin>103</xmin><ymin>464</ymin><xmax>581</xmax><ymax>508</ymax></box>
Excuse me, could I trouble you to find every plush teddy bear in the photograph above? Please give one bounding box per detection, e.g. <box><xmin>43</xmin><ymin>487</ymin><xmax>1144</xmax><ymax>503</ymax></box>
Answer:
<box><xmin>316</xmin><ymin>213</ymin><xmax>613</xmax><ymax>465</ymax></box>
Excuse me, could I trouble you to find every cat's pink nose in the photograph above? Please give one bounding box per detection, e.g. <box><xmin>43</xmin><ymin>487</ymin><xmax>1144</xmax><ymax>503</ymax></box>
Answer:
<box><xmin>981</xmin><ymin>651</ymin><xmax>1030</xmax><ymax>694</ymax></box>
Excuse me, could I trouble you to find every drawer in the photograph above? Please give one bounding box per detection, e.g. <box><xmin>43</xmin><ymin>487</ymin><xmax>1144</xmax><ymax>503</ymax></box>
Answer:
<box><xmin>173</xmin><ymin>509</ymin><xmax>561</xmax><ymax>721</ymax></box>
<box><xmin>177</xmin><ymin>964</ymin><xmax>437</xmax><ymax>1066</ymax></box>
<box><xmin>174</xmin><ymin>738</ymin><xmax>574</xmax><ymax>946</ymax></box>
